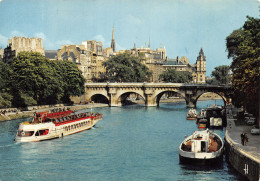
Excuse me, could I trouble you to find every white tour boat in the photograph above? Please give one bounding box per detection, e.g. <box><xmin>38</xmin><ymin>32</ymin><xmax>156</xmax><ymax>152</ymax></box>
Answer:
<box><xmin>179</xmin><ymin>129</ymin><xmax>223</xmax><ymax>165</ymax></box>
<box><xmin>15</xmin><ymin>109</ymin><xmax>103</xmax><ymax>142</ymax></box>
<box><xmin>186</xmin><ymin>108</ymin><xmax>197</xmax><ymax>120</ymax></box>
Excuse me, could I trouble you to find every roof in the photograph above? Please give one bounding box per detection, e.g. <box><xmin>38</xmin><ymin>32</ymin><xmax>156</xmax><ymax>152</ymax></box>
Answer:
<box><xmin>45</xmin><ymin>50</ymin><xmax>58</xmax><ymax>59</ymax></box>
<box><xmin>163</xmin><ymin>59</ymin><xmax>185</xmax><ymax>66</ymax></box>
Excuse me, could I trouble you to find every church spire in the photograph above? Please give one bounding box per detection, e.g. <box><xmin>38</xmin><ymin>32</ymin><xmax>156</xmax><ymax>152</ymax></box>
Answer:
<box><xmin>197</xmin><ymin>47</ymin><xmax>206</xmax><ymax>61</ymax></box>
<box><xmin>149</xmin><ymin>36</ymin><xmax>150</xmax><ymax>49</ymax></box>
<box><xmin>111</xmin><ymin>25</ymin><xmax>116</xmax><ymax>52</ymax></box>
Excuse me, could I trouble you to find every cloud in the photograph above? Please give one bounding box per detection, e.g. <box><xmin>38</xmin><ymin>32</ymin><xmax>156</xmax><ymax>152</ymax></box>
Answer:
<box><xmin>56</xmin><ymin>40</ymin><xmax>74</xmax><ymax>47</ymax></box>
<box><xmin>33</xmin><ymin>32</ymin><xmax>47</xmax><ymax>40</ymax></box>
<box><xmin>126</xmin><ymin>14</ymin><xmax>143</xmax><ymax>25</ymax></box>
<box><xmin>92</xmin><ymin>34</ymin><xmax>111</xmax><ymax>48</ymax></box>
<box><xmin>11</xmin><ymin>30</ymin><xmax>26</xmax><ymax>37</ymax></box>
<box><xmin>116</xmin><ymin>43</ymin><xmax>126</xmax><ymax>51</ymax></box>
<box><xmin>93</xmin><ymin>35</ymin><xmax>105</xmax><ymax>43</ymax></box>
<box><xmin>0</xmin><ymin>33</ymin><xmax>8</xmax><ymax>48</ymax></box>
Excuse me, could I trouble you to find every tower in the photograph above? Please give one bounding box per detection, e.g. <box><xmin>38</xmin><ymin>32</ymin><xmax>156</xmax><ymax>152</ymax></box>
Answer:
<box><xmin>195</xmin><ymin>48</ymin><xmax>206</xmax><ymax>83</ymax></box>
<box><xmin>111</xmin><ymin>25</ymin><xmax>116</xmax><ymax>52</ymax></box>
<box><xmin>149</xmin><ymin>36</ymin><xmax>150</xmax><ymax>49</ymax></box>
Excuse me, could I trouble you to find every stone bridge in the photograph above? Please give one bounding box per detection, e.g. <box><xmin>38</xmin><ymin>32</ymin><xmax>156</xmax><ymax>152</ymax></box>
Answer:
<box><xmin>80</xmin><ymin>83</ymin><xmax>232</xmax><ymax>107</ymax></box>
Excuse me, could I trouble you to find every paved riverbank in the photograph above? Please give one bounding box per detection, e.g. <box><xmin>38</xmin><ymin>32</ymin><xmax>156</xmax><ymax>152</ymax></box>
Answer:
<box><xmin>225</xmin><ymin>105</ymin><xmax>260</xmax><ymax>181</ymax></box>
<box><xmin>0</xmin><ymin>103</ymin><xmax>108</xmax><ymax>122</ymax></box>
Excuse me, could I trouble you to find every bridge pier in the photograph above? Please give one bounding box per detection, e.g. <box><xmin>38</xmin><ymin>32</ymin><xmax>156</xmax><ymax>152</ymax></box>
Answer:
<box><xmin>144</xmin><ymin>89</ymin><xmax>157</xmax><ymax>107</ymax></box>
<box><xmin>185</xmin><ymin>92</ymin><xmax>196</xmax><ymax>108</ymax></box>
<box><xmin>145</xmin><ymin>95</ymin><xmax>157</xmax><ymax>107</ymax></box>
<box><xmin>108</xmin><ymin>88</ymin><xmax>121</xmax><ymax>107</ymax></box>
<box><xmin>186</xmin><ymin>101</ymin><xmax>196</xmax><ymax>108</ymax></box>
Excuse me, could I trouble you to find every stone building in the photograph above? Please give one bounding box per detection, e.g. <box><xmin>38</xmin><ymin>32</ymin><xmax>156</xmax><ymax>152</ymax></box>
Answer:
<box><xmin>193</xmin><ymin>48</ymin><xmax>206</xmax><ymax>83</ymax></box>
<box><xmin>44</xmin><ymin>50</ymin><xmax>58</xmax><ymax>60</ymax></box>
<box><xmin>57</xmin><ymin>41</ymin><xmax>106</xmax><ymax>82</ymax></box>
<box><xmin>2</xmin><ymin>37</ymin><xmax>44</xmax><ymax>63</ymax></box>
<box><xmin>114</xmin><ymin>44</ymin><xmax>167</xmax><ymax>82</ymax></box>
<box><xmin>0</xmin><ymin>49</ymin><xmax>3</xmax><ymax>61</ymax></box>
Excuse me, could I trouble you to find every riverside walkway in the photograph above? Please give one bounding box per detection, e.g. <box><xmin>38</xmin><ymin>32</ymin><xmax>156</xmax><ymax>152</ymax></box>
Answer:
<box><xmin>225</xmin><ymin>105</ymin><xmax>260</xmax><ymax>181</ymax></box>
<box><xmin>0</xmin><ymin>103</ymin><xmax>108</xmax><ymax>122</ymax></box>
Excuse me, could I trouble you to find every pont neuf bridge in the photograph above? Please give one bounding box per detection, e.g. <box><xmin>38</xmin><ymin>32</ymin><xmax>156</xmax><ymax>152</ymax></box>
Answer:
<box><xmin>81</xmin><ymin>83</ymin><xmax>232</xmax><ymax>107</ymax></box>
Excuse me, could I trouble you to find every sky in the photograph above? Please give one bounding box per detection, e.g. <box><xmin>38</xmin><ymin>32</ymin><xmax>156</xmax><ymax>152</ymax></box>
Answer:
<box><xmin>0</xmin><ymin>0</ymin><xmax>259</xmax><ymax>76</ymax></box>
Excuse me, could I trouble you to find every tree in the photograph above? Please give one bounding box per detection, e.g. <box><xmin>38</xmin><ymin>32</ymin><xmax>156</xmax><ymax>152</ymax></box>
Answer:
<box><xmin>0</xmin><ymin>61</ymin><xmax>13</xmax><ymax>108</ymax></box>
<box><xmin>159</xmin><ymin>69</ymin><xmax>193</xmax><ymax>83</ymax></box>
<box><xmin>0</xmin><ymin>61</ymin><xmax>12</xmax><ymax>92</ymax></box>
<box><xmin>10</xmin><ymin>52</ymin><xmax>85</xmax><ymax>106</ymax></box>
<box><xmin>51</xmin><ymin>60</ymin><xmax>85</xmax><ymax>104</ymax></box>
<box><xmin>102</xmin><ymin>53</ymin><xmax>152</xmax><ymax>82</ymax></box>
<box><xmin>211</xmin><ymin>65</ymin><xmax>230</xmax><ymax>85</ymax></box>
<box><xmin>0</xmin><ymin>92</ymin><xmax>13</xmax><ymax>108</ymax></box>
<box><xmin>10</xmin><ymin>52</ymin><xmax>61</xmax><ymax>105</ymax></box>
<box><xmin>226</xmin><ymin>16</ymin><xmax>260</xmax><ymax>117</ymax></box>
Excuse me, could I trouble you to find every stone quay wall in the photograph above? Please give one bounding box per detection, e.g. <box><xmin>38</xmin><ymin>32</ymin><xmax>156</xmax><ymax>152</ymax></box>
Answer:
<box><xmin>225</xmin><ymin>130</ymin><xmax>260</xmax><ymax>181</ymax></box>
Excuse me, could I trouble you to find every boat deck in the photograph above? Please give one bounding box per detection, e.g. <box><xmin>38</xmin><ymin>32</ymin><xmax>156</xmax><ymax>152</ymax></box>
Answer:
<box><xmin>181</xmin><ymin>136</ymin><xmax>221</xmax><ymax>152</ymax></box>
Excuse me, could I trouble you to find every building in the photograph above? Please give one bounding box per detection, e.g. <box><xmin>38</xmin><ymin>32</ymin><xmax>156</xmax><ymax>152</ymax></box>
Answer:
<box><xmin>193</xmin><ymin>48</ymin><xmax>206</xmax><ymax>83</ymax></box>
<box><xmin>2</xmin><ymin>37</ymin><xmax>44</xmax><ymax>63</ymax></box>
<box><xmin>111</xmin><ymin>25</ymin><xmax>116</xmax><ymax>52</ymax></box>
<box><xmin>0</xmin><ymin>49</ymin><xmax>3</xmax><ymax>61</ymax></box>
<box><xmin>57</xmin><ymin>41</ymin><xmax>106</xmax><ymax>82</ymax></box>
<box><xmin>45</xmin><ymin>50</ymin><xmax>58</xmax><ymax>60</ymax></box>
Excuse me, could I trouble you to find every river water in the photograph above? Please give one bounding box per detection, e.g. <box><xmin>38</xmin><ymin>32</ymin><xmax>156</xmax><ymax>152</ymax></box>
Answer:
<box><xmin>0</xmin><ymin>100</ymin><xmax>243</xmax><ymax>181</ymax></box>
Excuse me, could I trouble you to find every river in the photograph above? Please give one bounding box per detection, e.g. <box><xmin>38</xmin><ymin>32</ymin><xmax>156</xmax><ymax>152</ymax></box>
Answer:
<box><xmin>0</xmin><ymin>100</ymin><xmax>244</xmax><ymax>181</ymax></box>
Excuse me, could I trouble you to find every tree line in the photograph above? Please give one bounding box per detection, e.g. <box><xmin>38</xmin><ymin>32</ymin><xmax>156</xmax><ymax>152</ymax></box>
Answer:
<box><xmin>0</xmin><ymin>52</ymin><xmax>85</xmax><ymax>109</ymax></box>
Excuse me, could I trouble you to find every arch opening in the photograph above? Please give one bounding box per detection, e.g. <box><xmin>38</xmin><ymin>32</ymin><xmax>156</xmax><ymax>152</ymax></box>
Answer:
<box><xmin>118</xmin><ymin>92</ymin><xmax>145</xmax><ymax>106</ymax></box>
<box><xmin>196</xmin><ymin>92</ymin><xmax>226</xmax><ymax>108</ymax></box>
<box><xmin>156</xmin><ymin>91</ymin><xmax>186</xmax><ymax>107</ymax></box>
<box><xmin>90</xmin><ymin>94</ymin><xmax>109</xmax><ymax>104</ymax></box>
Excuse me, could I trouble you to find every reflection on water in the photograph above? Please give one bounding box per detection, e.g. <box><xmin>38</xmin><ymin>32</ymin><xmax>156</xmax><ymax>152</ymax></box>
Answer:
<box><xmin>0</xmin><ymin>100</ymin><xmax>243</xmax><ymax>181</ymax></box>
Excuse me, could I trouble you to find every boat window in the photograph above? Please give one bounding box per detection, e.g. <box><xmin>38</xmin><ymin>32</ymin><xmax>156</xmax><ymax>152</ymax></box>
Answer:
<box><xmin>45</xmin><ymin>118</ymin><xmax>51</xmax><ymax>122</ymax></box>
<box><xmin>18</xmin><ymin>130</ymin><xmax>35</xmax><ymax>137</ymax></box>
<box><xmin>201</xmin><ymin>141</ymin><xmax>206</xmax><ymax>152</ymax></box>
<box><xmin>36</xmin><ymin>129</ymin><xmax>49</xmax><ymax>136</ymax></box>
<box><xmin>55</xmin><ymin>118</ymin><xmax>59</xmax><ymax>123</ymax></box>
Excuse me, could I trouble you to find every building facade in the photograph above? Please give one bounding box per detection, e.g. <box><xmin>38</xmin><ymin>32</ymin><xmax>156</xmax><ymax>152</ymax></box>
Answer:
<box><xmin>193</xmin><ymin>48</ymin><xmax>206</xmax><ymax>83</ymax></box>
<box><xmin>3</xmin><ymin>37</ymin><xmax>44</xmax><ymax>63</ymax></box>
<box><xmin>57</xmin><ymin>41</ymin><xmax>106</xmax><ymax>82</ymax></box>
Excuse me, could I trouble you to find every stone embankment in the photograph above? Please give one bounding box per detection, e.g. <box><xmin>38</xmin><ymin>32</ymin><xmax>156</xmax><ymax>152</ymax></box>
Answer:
<box><xmin>0</xmin><ymin>103</ymin><xmax>108</xmax><ymax>122</ymax></box>
<box><xmin>225</xmin><ymin>105</ymin><xmax>260</xmax><ymax>181</ymax></box>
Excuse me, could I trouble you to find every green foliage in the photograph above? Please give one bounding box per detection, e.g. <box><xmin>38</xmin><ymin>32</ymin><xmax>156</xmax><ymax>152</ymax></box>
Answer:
<box><xmin>0</xmin><ymin>61</ymin><xmax>12</xmax><ymax>92</ymax></box>
<box><xmin>211</xmin><ymin>65</ymin><xmax>230</xmax><ymax>85</ymax></box>
<box><xmin>159</xmin><ymin>69</ymin><xmax>193</xmax><ymax>83</ymax></box>
<box><xmin>10</xmin><ymin>52</ymin><xmax>60</xmax><ymax>105</ymax></box>
<box><xmin>11</xmin><ymin>92</ymin><xmax>37</xmax><ymax>108</ymax></box>
<box><xmin>8</xmin><ymin>51</ymin><xmax>85</xmax><ymax>107</ymax></box>
<box><xmin>226</xmin><ymin>16</ymin><xmax>260</xmax><ymax>116</ymax></box>
<box><xmin>0</xmin><ymin>61</ymin><xmax>13</xmax><ymax>108</ymax></box>
<box><xmin>102</xmin><ymin>53</ymin><xmax>152</xmax><ymax>82</ymax></box>
<box><xmin>0</xmin><ymin>93</ymin><xmax>13</xmax><ymax>108</ymax></box>
<box><xmin>206</xmin><ymin>78</ymin><xmax>218</xmax><ymax>85</ymax></box>
<box><xmin>51</xmin><ymin>60</ymin><xmax>85</xmax><ymax>103</ymax></box>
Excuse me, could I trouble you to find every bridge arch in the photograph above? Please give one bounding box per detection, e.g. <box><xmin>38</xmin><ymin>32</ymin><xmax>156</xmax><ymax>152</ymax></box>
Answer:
<box><xmin>114</xmin><ymin>91</ymin><xmax>145</xmax><ymax>106</ymax></box>
<box><xmin>90</xmin><ymin>94</ymin><xmax>109</xmax><ymax>104</ymax></box>
<box><xmin>193</xmin><ymin>91</ymin><xmax>228</xmax><ymax>108</ymax></box>
<box><xmin>154</xmin><ymin>90</ymin><xmax>186</xmax><ymax>106</ymax></box>
<box><xmin>86</xmin><ymin>92</ymin><xmax>109</xmax><ymax>104</ymax></box>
